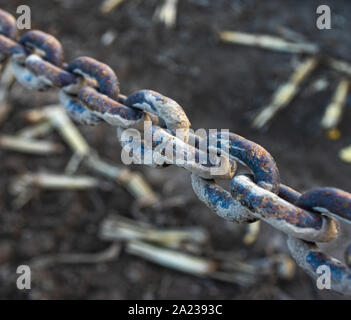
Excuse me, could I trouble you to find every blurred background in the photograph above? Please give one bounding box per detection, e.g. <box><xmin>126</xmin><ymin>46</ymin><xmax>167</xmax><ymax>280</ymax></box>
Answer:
<box><xmin>0</xmin><ymin>0</ymin><xmax>351</xmax><ymax>299</ymax></box>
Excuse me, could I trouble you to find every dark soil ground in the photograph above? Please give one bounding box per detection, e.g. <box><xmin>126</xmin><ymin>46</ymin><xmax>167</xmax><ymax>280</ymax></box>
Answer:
<box><xmin>0</xmin><ymin>0</ymin><xmax>351</xmax><ymax>299</ymax></box>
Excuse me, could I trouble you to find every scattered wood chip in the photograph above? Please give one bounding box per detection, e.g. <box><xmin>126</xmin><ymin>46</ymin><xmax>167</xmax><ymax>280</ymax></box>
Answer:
<box><xmin>125</xmin><ymin>240</ymin><xmax>295</xmax><ymax>286</ymax></box>
<box><xmin>219</xmin><ymin>31</ymin><xmax>319</xmax><ymax>54</ymax></box>
<box><xmin>10</xmin><ymin>172</ymin><xmax>101</xmax><ymax>208</ymax></box>
<box><xmin>243</xmin><ymin>221</ymin><xmax>261</xmax><ymax>245</ymax></box>
<box><xmin>327</xmin><ymin>57</ymin><xmax>351</xmax><ymax>78</ymax></box>
<box><xmin>10</xmin><ymin>172</ymin><xmax>100</xmax><ymax>193</ymax></box>
<box><xmin>87</xmin><ymin>155</ymin><xmax>159</xmax><ymax>207</ymax></box>
<box><xmin>340</xmin><ymin>145</ymin><xmax>351</xmax><ymax>163</ymax></box>
<box><xmin>153</xmin><ymin>0</ymin><xmax>179</xmax><ymax>29</ymax></box>
<box><xmin>126</xmin><ymin>240</ymin><xmax>218</xmax><ymax>276</ymax></box>
<box><xmin>100</xmin><ymin>214</ymin><xmax>209</xmax><ymax>251</ymax></box>
<box><xmin>22</xmin><ymin>105</ymin><xmax>158</xmax><ymax>207</ymax></box>
<box><xmin>321</xmin><ymin>78</ymin><xmax>349</xmax><ymax>131</ymax></box>
<box><xmin>100</xmin><ymin>0</ymin><xmax>128</xmax><ymax>14</ymax></box>
<box><xmin>17</xmin><ymin>121</ymin><xmax>54</xmax><ymax>139</ymax></box>
<box><xmin>0</xmin><ymin>134</ymin><xmax>64</xmax><ymax>155</ymax></box>
<box><xmin>0</xmin><ymin>62</ymin><xmax>15</xmax><ymax>126</ymax></box>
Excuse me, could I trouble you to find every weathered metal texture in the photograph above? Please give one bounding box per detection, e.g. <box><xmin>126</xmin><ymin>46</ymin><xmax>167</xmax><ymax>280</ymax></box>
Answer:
<box><xmin>119</xmin><ymin>125</ymin><xmax>236</xmax><ymax>179</ymax></box>
<box><xmin>230</xmin><ymin>175</ymin><xmax>339</xmax><ymax>242</ymax></box>
<box><xmin>59</xmin><ymin>57</ymin><xmax>122</xmax><ymax>125</ymax></box>
<box><xmin>191</xmin><ymin>173</ymin><xmax>257</xmax><ymax>224</ymax></box>
<box><xmin>0</xmin><ymin>34</ymin><xmax>25</xmax><ymax>58</ymax></box>
<box><xmin>58</xmin><ymin>90</ymin><xmax>102</xmax><ymax>125</ymax></box>
<box><xmin>189</xmin><ymin>130</ymin><xmax>280</xmax><ymax>219</ymax></box>
<box><xmin>1</xmin><ymin>7</ymin><xmax>351</xmax><ymax>295</ymax></box>
<box><xmin>79</xmin><ymin>86</ymin><xmax>145</xmax><ymax>128</ymax></box>
<box><xmin>210</xmin><ymin>131</ymin><xmax>280</xmax><ymax>193</ymax></box>
<box><xmin>125</xmin><ymin>90</ymin><xmax>191</xmax><ymax>140</ymax></box>
<box><xmin>19</xmin><ymin>30</ymin><xmax>64</xmax><ymax>66</ymax></box>
<box><xmin>8</xmin><ymin>30</ymin><xmax>66</xmax><ymax>91</ymax></box>
<box><xmin>296</xmin><ymin>188</ymin><xmax>351</xmax><ymax>224</ymax></box>
<box><xmin>278</xmin><ymin>184</ymin><xmax>301</xmax><ymax>204</ymax></box>
<box><xmin>25</xmin><ymin>54</ymin><xmax>76</xmax><ymax>88</ymax></box>
<box><xmin>287</xmin><ymin>236</ymin><xmax>351</xmax><ymax>295</ymax></box>
<box><xmin>11</xmin><ymin>56</ymin><xmax>53</xmax><ymax>91</ymax></box>
<box><xmin>0</xmin><ymin>9</ymin><xmax>17</xmax><ymax>39</ymax></box>
<box><xmin>67</xmin><ymin>56</ymin><xmax>119</xmax><ymax>99</ymax></box>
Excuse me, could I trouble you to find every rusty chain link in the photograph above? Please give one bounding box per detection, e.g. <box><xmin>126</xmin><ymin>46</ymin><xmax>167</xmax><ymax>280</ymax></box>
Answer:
<box><xmin>1</xmin><ymin>8</ymin><xmax>351</xmax><ymax>295</ymax></box>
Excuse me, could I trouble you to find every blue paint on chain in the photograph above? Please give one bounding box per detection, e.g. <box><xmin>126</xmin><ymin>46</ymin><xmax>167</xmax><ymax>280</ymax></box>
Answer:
<box><xmin>211</xmin><ymin>131</ymin><xmax>280</xmax><ymax>193</ymax></box>
<box><xmin>67</xmin><ymin>56</ymin><xmax>119</xmax><ymax>99</ymax></box>
<box><xmin>26</xmin><ymin>54</ymin><xmax>77</xmax><ymax>88</ymax></box>
<box><xmin>1</xmin><ymin>7</ymin><xmax>351</xmax><ymax>295</ymax></box>
<box><xmin>306</xmin><ymin>251</ymin><xmax>351</xmax><ymax>282</ymax></box>
<box><xmin>19</xmin><ymin>30</ymin><xmax>64</xmax><ymax>66</ymax></box>
<box><xmin>297</xmin><ymin>188</ymin><xmax>351</xmax><ymax>224</ymax></box>
<box><xmin>0</xmin><ymin>9</ymin><xmax>17</xmax><ymax>39</ymax></box>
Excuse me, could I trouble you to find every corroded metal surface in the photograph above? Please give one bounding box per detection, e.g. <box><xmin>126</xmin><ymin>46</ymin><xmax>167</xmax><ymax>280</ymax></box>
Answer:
<box><xmin>296</xmin><ymin>187</ymin><xmax>351</xmax><ymax>224</ymax></box>
<box><xmin>19</xmin><ymin>30</ymin><xmax>64</xmax><ymax>66</ymax></box>
<box><xmin>288</xmin><ymin>237</ymin><xmax>351</xmax><ymax>296</ymax></box>
<box><xmin>1</xmin><ymin>7</ymin><xmax>351</xmax><ymax>295</ymax></box>
<box><xmin>0</xmin><ymin>34</ymin><xmax>25</xmax><ymax>59</ymax></box>
<box><xmin>25</xmin><ymin>54</ymin><xmax>76</xmax><ymax>88</ymax></box>
<box><xmin>58</xmin><ymin>90</ymin><xmax>102</xmax><ymax>125</ymax></box>
<box><xmin>126</xmin><ymin>89</ymin><xmax>191</xmax><ymax>140</ymax></box>
<box><xmin>0</xmin><ymin>9</ymin><xmax>17</xmax><ymax>39</ymax></box>
<box><xmin>11</xmin><ymin>56</ymin><xmax>52</xmax><ymax>91</ymax></box>
<box><xmin>119</xmin><ymin>125</ymin><xmax>236</xmax><ymax>179</ymax></box>
<box><xmin>79</xmin><ymin>86</ymin><xmax>145</xmax><ymax>128</ymax></box>
<box><xmin>230</xmin><ymin>175</ymin><xmax>339</xmax><ymax>242</ymax></box>
<box><xmin>210</xmin><ymin>131</ymin><xmax>280</xmax><ymax>193</ymax></box>
<box><xmin>67</xmin><ymin>56</ymin><xmax>119</xmax><ymax>99</ymax></box>
<box><xmin>191</xmin><ymin>173</ymin><xmax>257</xmax><ymax>224</ymax></box>
<box><xmin>278</xmin><ymin>184</ymin><xmax>301</xmax><ymax>204</ymax></box>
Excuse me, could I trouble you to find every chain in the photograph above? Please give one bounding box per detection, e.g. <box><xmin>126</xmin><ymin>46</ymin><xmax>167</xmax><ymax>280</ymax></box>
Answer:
<box><xmin>1</xmin><ymin>8</ymin><xmax>351</xmax><ymax>295</ymax></box>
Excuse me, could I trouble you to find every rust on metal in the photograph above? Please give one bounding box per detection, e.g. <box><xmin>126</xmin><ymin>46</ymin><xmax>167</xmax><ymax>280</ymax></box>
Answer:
<box><xmin>211</xmin><ymin>131</ymin><xmax>280</xmax><ymax>193</ymax></box>
<box><xmin>19</xmin><ymin>30</ymin><xmax>64</xmax><ymax>66</ymax></box>
<box><xmin>79</xmin><ymin>86</ymin><xmax>145</xmax><ymax>127</ymax></box>
<box><xmin>1</xmin><ymin>7</ymin><xmax>351</xmax><ymax>295</ymax></box>
<box><xmin>67</xmin><ymin>56</ymin><xmax>120</xmax><ymax>99</ymax></box>
<box><xmin>0</xmin><ymin>9</ymin><xmax>17</xmax><ymax>39</ymax></box>
<box><xmin>297</xmin><ymin>187</ymin><xmax>351</xmax><ymax>224</ymax></box>
<box><xmin>288</xmin><ymin>237</ymin><xmax>351</xmax><ymax>296</ymax></box>
<box><xmin>26</xmin><ymin>54</ymin><xmax>77</xmax><ymax>88</ymax></box>
<box><xmin>0</xmin><ymin>34</ymin><xmax>25</xmax><ymax>58</ymax></box>
<box><xmin>126</xmin><ymin>89</ymin><xmax>191</xmax><ymax>139</ymax></box>
<box><xmin>230</xmin><ymin>175</ymin><xmax>339</xmax><ymax>242</ymax></box>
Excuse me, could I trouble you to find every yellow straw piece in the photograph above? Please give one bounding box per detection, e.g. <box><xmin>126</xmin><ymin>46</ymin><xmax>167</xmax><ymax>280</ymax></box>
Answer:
<box><xmin>321</xmin><ymin>79</ymin><xmax>349</xmax><ymax>130</ymax></box>
<box><xmin>326</xmin><ymin>128</ymin><xmax>341</xmax><ymax>140</ymax></box>
<box><xmin>340</xmin><ymin>145</ymin><xmax>351</xmax><ymax>163</ymax></box>
<box><xmin>100</xmin><ymin>0</ymin><xmax>127</xmax><ymax>14</ymax></box>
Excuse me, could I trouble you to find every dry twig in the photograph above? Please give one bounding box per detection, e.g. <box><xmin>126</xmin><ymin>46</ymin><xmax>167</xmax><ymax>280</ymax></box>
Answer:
<box><xmin>100</xmin><ymin>0</ymin><xmax>128</xmax><ymax>14</ymax></box>
<box><xmin>321</xmin><ymin>78</ymin><xmax>349</xmax><ymax>132</ymax></box>
<box><xmin>29</xmin><ymin>243</ymin><xmax>121</xmax><ymax>269</ymax></box>
<box><xmin>153</xmin><ymin>0</ymin><xmax>179</xmax><ymax>29</ymax></box>
<box><xmin>100</xmin><ymin>214</ymin><xmax>209</xmax><ymax>252</ymax></box>
<box><xmin>0</xmin><ymin>135</ymin><xmax>64</xmax><ymax>155</ymax></box>
<box><xmin>219</xmin><ymin>31</ymin><xmax>318</xmax><ymax>54</ymax></box>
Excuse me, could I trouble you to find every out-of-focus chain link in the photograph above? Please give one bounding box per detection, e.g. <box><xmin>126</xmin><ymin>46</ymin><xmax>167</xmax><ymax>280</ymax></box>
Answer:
<box><xmin>1</xmin><ymin>8</ymin><xmax>351</xmax><ymax>295</ymax></box>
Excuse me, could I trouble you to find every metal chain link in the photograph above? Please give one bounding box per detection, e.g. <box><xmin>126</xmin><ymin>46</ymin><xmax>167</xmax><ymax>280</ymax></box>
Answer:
<box><xmin>1</xmin><ymin>8</ymin><xmax>351</xmax><ymax>295</ymax></box>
